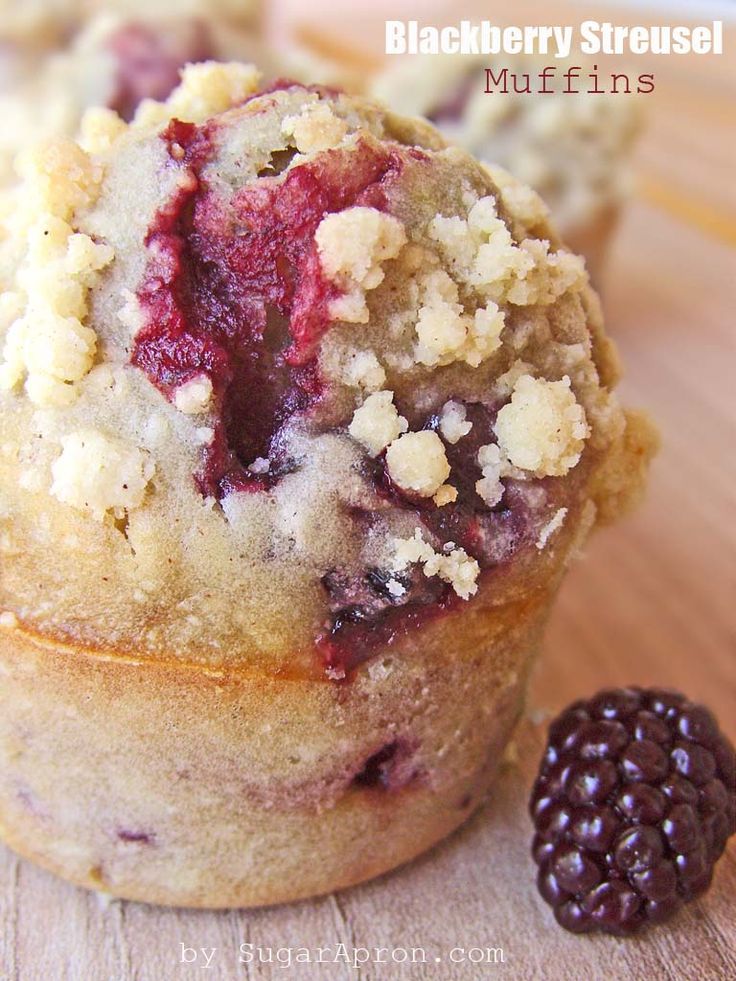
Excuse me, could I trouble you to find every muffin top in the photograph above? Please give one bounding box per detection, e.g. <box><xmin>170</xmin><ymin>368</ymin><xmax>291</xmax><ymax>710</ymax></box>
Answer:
<box><xmin>0</xmin><ymin>65</ymin><xmax>655</xmax><ymax>677</ymax></box>
<box><xmin>371</xmin><ymin>55</ymin><xmax>641</xmax><ymax>235</ymax></box>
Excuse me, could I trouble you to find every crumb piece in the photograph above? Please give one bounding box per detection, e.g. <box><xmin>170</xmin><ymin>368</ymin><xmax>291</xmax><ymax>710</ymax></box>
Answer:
<box><xmin>385</xmin><ymin>430</ymin><xmax>450</xmax><ymax>497</ymax></box>
<box><xmin>0</xmin><ymin>611</ymin><xmax>18</xmax><ymax>628</ymax></box>
<box><xmin>134</xmin><ymin>62</ymin><xmax>261</xmax><ymax>128</ymax></box>
<box><xmin>484</xmin><ymin>164</ymin><xmax>549</xmax><ymax>227</ymax></box>
<box><xmin>51</xmin><ymin>429</ymin><xmax>154</xmax><ymax>520</ymax></box>
<box><xmin>326</xmin><ymin>291</ymin><xmax>368</xmax><ymax>324</ymax></box>
<box><xmin>385</xmin><ymin>578</ymin><xmax>406</xmax><ymax>598</ymax></box>
<box><xmin>173</xmin><ymin>374</ymin><xmax>213</xmax><ymax>414</ymax></box>
<box><xmin>439</xmin><ymin>400</ymin><xmax>473</xmax><ymax>444</ymax></box>
<box><xmin>22</xmin><ymin>373</ymin><xmax>76</xmax><ymax>407</ymax></box>
<box><xmin>393</xmin><ymin>528</ymin><xmax>437</xmax><ymax>566</ymax></box>
<box><xmin>393</xmin><ymin>528</ymin><xmax>479</xmax><ymax>599</ymax></box>
<box><xmin>433</xmin><ymin>484</ymin><xmax>458</xmax><ymax>507</ymax></box>
<box><xmin>429</xmin><ymin>195</ymin><xmax>586</xmax><ymax>308</ymax></box>
<box><xmin>15</xmin><ymin>139</ymin><xmax>103</xmax><ymax>220</ymax></box>
<box><xmin>414</xmin><ymin>268</ymin><xmax>504</xmax><ymax>368</ymax></box>
<box><xmin>194</xmin><ymin>427</ymin><xmax>214</xmax><ymax>446</ymax></box>
<box><xmin>79</xmin><ymin>107</ymin><xmax>127</xmax><ymax>155</ymax></box>
<box><xmin>162</xmin><ymin>61</ymin><xmax>261</xmax><ymax>123</ymax></box>
<box><xmin>247</xmin><ymin>457</ymin><xmax>270</xmax><ymax>474</ymax></box>
<box><xmin>282</xmin><ymin>102</ymin><xmax>349</xmax><ymax>154</ymax></box>
<box><xmin>342</xmin><ymin>349</ymin><xmax>386</xmax><ymax>390</ymax></box>
<box><xmin>506</xmin><ymin>240</ymin><xmax>587</xmax><ymax>306</ymax></box>
<box><xmin>348</xmin><ymin>390</ymin><xmax>407</xmax><ymax>456</ymax></box>
<box><xmin>0</xmin><ymin>140</ymin><xmax>111</xmax><ymax>406</ymax></box>
<box><xmin>536</xmin><ymin>507</ymin><xmax>568</xmax><ymax>549</ymax></box>
<box><xmin>424</xmin><ymin>547</ymin><xmax>479</xmax><ymax>599</ymax></box>
<box><xmin>494</xmin><ymin>374</ymin><xmax>589</xmax><ymax>477</ymax></box>
<box><xmin>316</xmin><ymin>207</ymin><xmax>406</xmax><ymax>323</ymax></box>
<box><xmin>475</xmin><ymin>443</ymin><xmax>506</xmax><ymax>507</ymax></box>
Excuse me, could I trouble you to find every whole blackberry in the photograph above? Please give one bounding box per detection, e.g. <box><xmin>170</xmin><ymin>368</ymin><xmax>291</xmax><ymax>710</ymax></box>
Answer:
<box><xmin>530</xmin><ymin>688</ymin><xmax>736</xmax><ymax>935</ymax></box>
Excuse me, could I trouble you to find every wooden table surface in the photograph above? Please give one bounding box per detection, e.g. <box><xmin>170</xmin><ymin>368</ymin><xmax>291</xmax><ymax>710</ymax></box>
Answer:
<box><xmin>2</xmin><ymin>4</ymin><xmax>735</xmax><ymax>980</ymax></box>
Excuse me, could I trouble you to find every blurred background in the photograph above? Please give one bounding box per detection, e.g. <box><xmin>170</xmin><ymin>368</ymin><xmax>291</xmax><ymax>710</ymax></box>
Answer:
<box><xmin>1</xmin><ymin>0</ymin><xmax>734</xmax><ymax>976</ymax></box>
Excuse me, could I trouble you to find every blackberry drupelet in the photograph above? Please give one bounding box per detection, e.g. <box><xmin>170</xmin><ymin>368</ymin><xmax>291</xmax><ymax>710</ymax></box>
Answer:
<box><xmin>530</xmin><ymin>688</ymin><xmax>736</xmax><ymax>935</ymax></box>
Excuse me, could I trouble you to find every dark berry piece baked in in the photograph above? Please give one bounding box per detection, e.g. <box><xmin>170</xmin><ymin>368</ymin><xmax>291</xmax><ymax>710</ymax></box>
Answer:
<box><xmin>530</xmin><ymin>687</ymin><xmax>736</xmax><ymax>935</ymax></box>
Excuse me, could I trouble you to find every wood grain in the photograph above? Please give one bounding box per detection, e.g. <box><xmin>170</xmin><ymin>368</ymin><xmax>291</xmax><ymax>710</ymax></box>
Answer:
<box><xmin>1</xmin><ymin>3</ymin><xmax>735</xmax><ymax>979</ymax></box>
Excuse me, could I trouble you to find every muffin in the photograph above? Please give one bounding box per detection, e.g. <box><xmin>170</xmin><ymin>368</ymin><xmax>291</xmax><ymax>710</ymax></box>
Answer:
<box><xmin>370</xmin><ymin>55</ymin><xmax>642</xmax><ymax>282</ymax></box>
<box><xmin>0</xmin><ymin>0</ymin><xmax>261</xmax><ymax>48</ymax></box>
<box><xmin>0</xmin><ymin>66</ymin><xmax>656</xmax><ymax>907</ymax></box>
<box><xmin>0</xmin><ymin>0</ymin><xmax>80</xmax><ymax>50</ymax></box>
<box><xmin>0</xmin><ymin>4</ymin><xmax>265</xmax><ymax>188</ymax></box>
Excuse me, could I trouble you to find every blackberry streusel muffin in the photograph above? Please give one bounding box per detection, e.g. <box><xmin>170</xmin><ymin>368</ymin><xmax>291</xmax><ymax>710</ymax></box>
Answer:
<box><xmin>0</xmin><ymin>0</ymin><xmax>261</xmax><ymax>47</ymax></box>
<box><xmin>371</xmin><ymin>55</ymin><xmax>642</xmax><ymax>281</ymax></box>
<box><xmin>0</xmin><ymin>66</ymin><xmax>656</xmax><ymax>907</ymax></box>
<box><xmin>0</xmin><ymin>4</ymin><xmax>264</xmax><ymax>187</ymax></box>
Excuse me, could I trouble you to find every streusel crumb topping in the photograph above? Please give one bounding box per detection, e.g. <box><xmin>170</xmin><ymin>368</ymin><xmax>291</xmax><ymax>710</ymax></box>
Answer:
<box><xmin>282</xmin><ymin>103</ymin><xmax>349</xmax><ymax>155</ymax></box>
<box><xmin>536</xmin><ymin>507</ymin><xmax>568</xmax><ymax>550</ymax></box>
<box><xmin>393</xmin><ymin>529</ymin><xmax>479</xmax><ymax>599</ymax></box>
<box><xmin>385</xmin><ymin>430</ymin><xmax>450</xmax><ymax>498</ymax></box>
<box><xmin>439</xmin><ymin>400</ymin><xmax>473</xmax><ymax>444</ymax></box>
<box><xmin>348</xmin><ymin>390</ymin><xmax>407</xmax><ymax>456</ymax></box>
<box><xmin>429</xmin><ymin>195</ymin><xmax>586</xmax><ymax>307</ymax></box>
<box><xmin>51</xmin><ymin>429</ymin><xmax>154</xmax><ymax>520</ymax></box>
<box><xmin>133</xmin><ymin>61</ymin><xmax>260</xmax><ymax>128</ymax></box>
<box><xmin>316</xmin><ymin>207</ymin><xmax>407</xmax><ymax>324</ymax></box>
<box><xmin>413</xmin><ymin>266</ymin><xmax>504</xmax><ymax>368</ymax></box>
<box><xmin>0</xmin><ymin>141</ymin><xmax>111</xmax><ymax>406</ymax></box>
<box><xmin>475</xmin><ymin>443</ymin><xmax>506</xmax><ymax>508</ymax></box>
<box><xmin>494</xmin><ymin>374</ymin><xmax>589</xmax><ymax>477</ymax></box>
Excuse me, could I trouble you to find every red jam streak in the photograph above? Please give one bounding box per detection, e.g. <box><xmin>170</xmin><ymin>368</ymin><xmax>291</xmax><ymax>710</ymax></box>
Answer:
<box><xmin>134</xmin><ymin>111</ymin><xmax>411</xmax><ymax>497</ymax></box>
<box><xmin>317</xmin><ymin>590</ymin><xmax>460</xmax><ymax>680</ymax></box>
<box><xmin>106</xmin><ymin>20</ymin><xmax>215</xmax><ymax>122</ymax></box>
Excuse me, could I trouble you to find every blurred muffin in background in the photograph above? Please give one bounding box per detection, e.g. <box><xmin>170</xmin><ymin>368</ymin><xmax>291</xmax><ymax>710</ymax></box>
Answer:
<box><xmin>0</xmin><ymin>0</ymin><xmax>79</xmax><ymax>50</ymax></box>
<box><xmin>0</xmin><ymin>0</ymin><xmax>260</xmax><ymax>49</ymax></box>
<box><xmin>0</xmin><ymin>3</ymin><xmax>264</xmax><ymax>186</ymax></box>
<box><xmin>370</xmin><ymin>55</ymin><xmax>642</xmax><ymax>281</ymax></box>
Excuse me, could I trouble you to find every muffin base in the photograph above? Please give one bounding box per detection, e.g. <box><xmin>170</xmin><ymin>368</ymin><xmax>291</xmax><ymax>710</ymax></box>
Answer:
<box><xmin>0</xmin><ymin>583</ymin><xmax>548</xmax><ymax>908</ymax></box>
